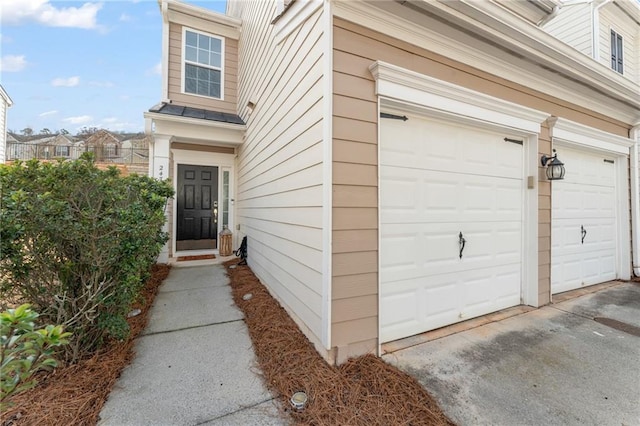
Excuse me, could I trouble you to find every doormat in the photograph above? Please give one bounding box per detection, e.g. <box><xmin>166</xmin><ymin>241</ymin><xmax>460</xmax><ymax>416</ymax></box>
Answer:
<box><xmin>177</xmin><ymin>254</ymin><xmax>216</xmax><ymax>261</ymax></box>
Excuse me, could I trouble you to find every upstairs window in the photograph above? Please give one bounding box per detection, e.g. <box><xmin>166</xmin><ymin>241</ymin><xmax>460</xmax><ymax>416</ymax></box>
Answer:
<box><xmin>183</xmin><ymin>29</ymin><xmax>223</xmax><ymax>99</ymax></box>
<box><xmin>610</xmin><ymin>30</ymin><xmax>623</xmax><ymax>74</ymax></box>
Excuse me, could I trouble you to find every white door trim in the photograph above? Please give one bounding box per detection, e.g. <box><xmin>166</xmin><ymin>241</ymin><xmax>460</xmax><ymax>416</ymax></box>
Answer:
<box><xmin>371</xmin><ymin>61</ymin><xmax>550</xmax><ymax>350</ymax></box>
<box><xmin>549</xmin><ymin>118</ymin><xmax>633</xmax><ymax>284</ymax></box>
<box><xmin>171</xmin><ymin>148</ymin><xmax>235</xmax><ymax>258</ymax></box>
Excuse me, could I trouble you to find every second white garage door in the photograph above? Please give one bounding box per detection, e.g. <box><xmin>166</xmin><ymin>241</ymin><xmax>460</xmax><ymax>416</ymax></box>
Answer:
<box><xmin>380</xmin><ymin>115</ymin><xmax>523</xmax><ymax>343</ymax></box>
<box><xmin>551</xmin><ymin>146</ymin><xmax>618</xmax><ymax>294</ymax></box>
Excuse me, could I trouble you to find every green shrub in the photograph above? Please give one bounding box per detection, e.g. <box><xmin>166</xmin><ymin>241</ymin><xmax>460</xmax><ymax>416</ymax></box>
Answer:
<box><xmin>0</xmin><ymin>155</ymin><xmax>173</xmax><ymax>361</ymax></box>
<box><xmin>1</xmin><ymin>304</ymin><xmax>71</xmax><ymax>409</ymax></box>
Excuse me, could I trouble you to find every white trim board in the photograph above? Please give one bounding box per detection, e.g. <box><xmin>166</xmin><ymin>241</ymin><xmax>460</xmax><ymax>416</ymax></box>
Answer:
<box><xmin>171</xmin><ymin>149</ymin><xmax>236</xmax><ymax>258</ymax></box>
<box><xmin>372</xmin><ymin>61</ymin><xmax>542</xmax><ymax>321</ymax></box>
<box><xmin>369</xmin><ymin>61</ymin><xmax>550</xmax><ymax>133</ymax></box>
<box><xmin>549</xmin><ymin>117</ymin><xmax>632</xmax><ymax>283</ymax></box>
<box><xmin>334</xmin><ymin>0</ymin><xmax>640</xmax><ymax>123</ymax></box>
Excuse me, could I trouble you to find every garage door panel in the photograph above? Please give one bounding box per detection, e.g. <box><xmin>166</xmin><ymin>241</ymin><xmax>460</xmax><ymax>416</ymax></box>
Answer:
<box><xmin>556</xmin><ymin>147</ymin><xmax>616</xmax><ymax>187</ymax></box>
<box><xmin>381</xmin><ymin>167</ymin><xmax>522</xmax><ymax>224</ymax></box>
<box><xmin>553</xmin><ymin>218</ymin><xmax>616</xmax><ymax>254</ymax></box>
<box><xmin>552</xmin><ymin>251</ymin><xmax>616</xmax><ymax>294</ymax></box>
<box><xmin>381</xmin><ymin>222</ymin><xmax>521</xmax><ymax>282</ymax></box>
<box><xmin>380</xmin><ymin>264</ymin><xmax>521</xmax><ymax>342</ymax></box>
<box><xmin>380</xmin><ymin>118</ymin><xmax>522</xmax><ymax>179</ymax></box>
<box><xmin>380</xmin><ymin>114</ymin><xmax>523</xmax><ymax>343</ymax></box>
<box><xmin>552</xmin><ymin>184</ymin><xmax>615</xmax><ymax>220</ymax></box>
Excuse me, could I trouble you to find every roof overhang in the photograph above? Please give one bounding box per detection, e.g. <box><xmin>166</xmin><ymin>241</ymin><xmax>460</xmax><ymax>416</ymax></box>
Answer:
<box><xmin>160</xmin><ymin>0</ymin><xmax>241</xmax><ymax>39</ymax></box>
<box><xmin>144</xmin><ymin>111</ymin><xmax>245</xmax><ymax>147</ymax></box>
<box><xmin>0</xmin><ymin>85</ymin><xmax>13</xmax><ymax>107</ymax></box>
<box><xmin>334</xmin><ymin>0</ymin><xmax>640</xmax><ymax>124</ymax></box>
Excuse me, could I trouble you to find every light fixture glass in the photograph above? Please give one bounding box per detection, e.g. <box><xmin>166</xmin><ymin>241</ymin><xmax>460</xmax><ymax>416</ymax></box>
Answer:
<box><xmin>541</xmin><ymin>149</ymin><xmax>565</xmax><ymax>181</ymax></box>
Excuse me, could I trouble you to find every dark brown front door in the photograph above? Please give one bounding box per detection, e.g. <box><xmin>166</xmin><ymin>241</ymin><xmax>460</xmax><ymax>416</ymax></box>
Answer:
<box><xmin>176</xmin><ymin>164</ymin><xmax>218</xmax><ymax>251</ymax></box>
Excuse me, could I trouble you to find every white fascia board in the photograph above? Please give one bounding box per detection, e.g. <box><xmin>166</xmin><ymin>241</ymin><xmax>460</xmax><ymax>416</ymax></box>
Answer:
<box><xmin>333</xmin><ymin>1</ymin><xmax>640</xmax><ymax>123</ymax></box>
<box><xmin>274</xmin><ymin>0</ymin><xmax>323</xmax><ymax>44</ymax></box>
<box><xmin>550</xmin><ymin>117</ymin><xmax>634</xmax><ymax>154</ymax></box>
<box><xmin>370</xmin><ymin>61</ymin><xmax>549</xmax><ymax>134</ymax></box>
<box><xmin>144</xmin><ymin>112</ymin><xmax>245</xmax><ymax>145</ymax></box>
<box><xmin>437</xmin><ymin>0</ymin><xmax>639</xmax><ymax>103</ymax></box>
<box><xmin>0</xmin><ymin>85</ymin><xmax>13</xmax><ymax>107</ymax></box>
<box><xmin>166</xmin><ymin>0</ymin><xmax>241</xmax><ymax>28</ymax></box>
<box><xmin>167</xmin><ymin>10</ymin><xmax>241</xmax><ymax>39</ymax></box>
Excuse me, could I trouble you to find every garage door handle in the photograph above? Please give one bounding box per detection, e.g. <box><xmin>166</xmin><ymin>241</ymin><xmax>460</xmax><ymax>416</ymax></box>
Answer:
<box><xmin>581</xmin><ymin>225</ymin><xmax>587</xmax><ymax>244</ymax></box>
<box><xmin>459</xmin><ymin>232</ymin><xmax>466</xmax><ymax>259</ymax></box>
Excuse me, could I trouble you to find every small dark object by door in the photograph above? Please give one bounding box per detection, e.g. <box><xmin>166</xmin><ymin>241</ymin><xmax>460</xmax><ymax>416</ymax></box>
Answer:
<box><xmin>235</xmin><ymin>236</ymin><xmax>247</xmax><ymax>265</ymax></box>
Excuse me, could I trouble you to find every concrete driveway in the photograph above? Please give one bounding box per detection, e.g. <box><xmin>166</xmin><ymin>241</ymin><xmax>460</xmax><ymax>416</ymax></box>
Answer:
<box><xmin>383</xmin><ymin>282</ymin><xmax>640</xmax><ymax>426</ymax></box>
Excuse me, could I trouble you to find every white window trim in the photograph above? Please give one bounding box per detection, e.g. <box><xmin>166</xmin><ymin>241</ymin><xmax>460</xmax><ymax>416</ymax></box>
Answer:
<box><xmin>181</xmin><ymin>27</ymin><xmax>225</xmax><ymax>101</ymax></box>
<box><xmin>610</xmin><ymin>28</ymin><xmax>624</xmax><ymax>75</ymax></box>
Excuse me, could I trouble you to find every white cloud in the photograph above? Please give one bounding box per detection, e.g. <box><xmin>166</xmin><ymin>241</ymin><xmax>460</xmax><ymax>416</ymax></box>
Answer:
<box><xmin>52</xmin><ymin>76</ymin><xmax>80</xmax><ymax>87</ymax></box>
<box><xmin>1</xmin><ymin>0</ymin><xmax>103</xmax><ymax>30</ymax></box>
<box><xmin>0</xmin><ymin>34</ymin><xmax>12</xmax><ymax>43</ymax></box>
<box><xmin>89</xmin><ymin>80</ymin><xmax>115</xmax><ymax>88</ymax></box>
<box><xmin>39</xmin><ymin>110</ymin><xmax>58</xmax><ymax>117</ymax></box>
<box><xmin>145</xmin><ymin>62</ymin><xmax>162</xmax><ymax>77</ymax></box>
<box><xmin>102</xmin><ymin>117</ymin><xmax>118</xmax><ymax>124</ymax></box>
<box><xmin>63</xmin><ymin>115</ymin><xmax>93</xmax><ymax>125</ymax></box>
<box><xmin>119</xmin><ymin>13</ymin><xmax>132</xmax><ymax>22</ymax></box>
<box><xmin>0</xmin><ymin>54</ymin><xmax>27</xmax><ymax>72</ymax></box>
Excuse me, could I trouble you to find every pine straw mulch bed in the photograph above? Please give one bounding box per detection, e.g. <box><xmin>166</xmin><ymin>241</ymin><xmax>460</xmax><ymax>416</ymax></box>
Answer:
<box><xmin>224</xmin><ymin>259</ymin><xmax>455</xmax><ymax>426</ymax></box>
<box><xmin>2</xmin><ymin>264</ymin><xmax>172</xmax><ymax>426</ymax></box>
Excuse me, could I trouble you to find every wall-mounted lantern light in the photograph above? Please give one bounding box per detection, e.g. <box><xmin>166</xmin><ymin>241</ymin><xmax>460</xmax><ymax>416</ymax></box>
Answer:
<box><xmin>541</xmin><ymin>149</ymin><xmax>565</xmax><ymax>180</ymax></box>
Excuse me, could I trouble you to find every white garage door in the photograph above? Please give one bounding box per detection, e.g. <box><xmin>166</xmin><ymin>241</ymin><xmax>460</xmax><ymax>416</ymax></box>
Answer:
<box><xmin>380</xmin><ymin>115</ymin><xmax>523</xmax><ymax>343</ymax></box>
<box><xmin>551</xmin><ymin>147</ymin><xmax>617</xmax><ymax>294</ymax></box>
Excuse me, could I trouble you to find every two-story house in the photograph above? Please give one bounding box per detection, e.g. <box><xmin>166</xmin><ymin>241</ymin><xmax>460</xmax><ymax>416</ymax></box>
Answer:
<box><xmin>145</xmin><ymin>0</ymin><xmax>640</xmax><ymax>365</ymax></box>
<box><xmin>0</xmin><ymin>85</ymin><xmax>13</xmax><ymax>163</ymax></box>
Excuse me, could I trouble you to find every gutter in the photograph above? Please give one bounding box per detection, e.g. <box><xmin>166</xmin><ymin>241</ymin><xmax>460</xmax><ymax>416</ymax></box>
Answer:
<box><xmin>631</xmin><ymin>123</ymin><xmax>640</xmax><ymax>276</ymax></box>
<box><xmin>592</xmin><ymin>0</ymin><xmax>613</xmax><ymax>61</ymax></box>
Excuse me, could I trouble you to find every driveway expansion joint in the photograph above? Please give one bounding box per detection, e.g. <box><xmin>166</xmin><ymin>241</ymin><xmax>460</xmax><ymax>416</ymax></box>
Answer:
<box><xmin>140</xmin><ymin>318</ymin><xmax>245</xmax><ymax>337</ymax></box>
<box><xmin>548</xmin><ymin>304</ymin><xmax>594</xmax><ymax>320</ymax></box>
<box><xmin>194</xmin><ymin>396</ymin><xmax>280</xmax><ymax>425</ymax></box>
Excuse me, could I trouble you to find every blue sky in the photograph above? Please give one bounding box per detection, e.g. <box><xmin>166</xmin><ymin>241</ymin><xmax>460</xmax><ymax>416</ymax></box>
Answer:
<box><xmin>0</xmin><ymin>0</ymin><xmax>226</xmax><ymax>135</ymax></box>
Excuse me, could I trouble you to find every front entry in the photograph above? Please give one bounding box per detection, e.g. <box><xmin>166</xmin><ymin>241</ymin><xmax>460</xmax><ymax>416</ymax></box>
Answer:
<box><xmin>176</xmin><ymin>164</ymin><xmax>219</xmax><ymax>251</ymax></box>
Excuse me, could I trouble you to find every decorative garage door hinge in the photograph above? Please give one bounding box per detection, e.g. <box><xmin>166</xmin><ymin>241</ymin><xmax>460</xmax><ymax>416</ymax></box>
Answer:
<box><xmin>503</xmin><ymin>137</ymin><xmax>523</xmax><ymax>145</ymax></box>
<box><xmin>380</xmin><ymin>112</ymin><xmax>408</xmax><ymax>121</ymax></box>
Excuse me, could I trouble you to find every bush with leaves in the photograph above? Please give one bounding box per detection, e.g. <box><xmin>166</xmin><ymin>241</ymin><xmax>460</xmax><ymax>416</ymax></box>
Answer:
<box><xmin>1</xmin><ymin>304</ymin><xmax>71</xmax><ymax>409</ymax></box>
<box><xmin>0</xmin><ymin>155</ymin><xmax>173</xmax><ymax>361</ymax></box>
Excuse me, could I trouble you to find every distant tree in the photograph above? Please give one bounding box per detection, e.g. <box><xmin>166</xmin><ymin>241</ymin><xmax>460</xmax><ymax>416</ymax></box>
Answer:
<box><xmin>76</xmin><ymin>127</ymin><xmax>99</xmax><ymax>138</ymax></box>
<box><xmin>21</xmin><ymin>127</ymin><xmax>33</xmax><ymax>137</ymax></box>
<box><xmin>40</xmin><ymin>128</ymin><xmax>51</xmax><ymax>135</ymax></box>
<box><xmin>59</xmin><ymin>129</ymin><xmax>69</xmax><ymax>135</ymax></box>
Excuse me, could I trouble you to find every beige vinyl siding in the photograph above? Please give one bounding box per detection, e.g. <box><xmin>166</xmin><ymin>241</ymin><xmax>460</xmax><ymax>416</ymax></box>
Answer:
<box><xmin>234</xmin><ymin>2</ymin><xmax>327</xmax><ymax>354</ymax></box>
<box><xmin>167</xmin><ymin>22</ymin><xmax>238</xmax><ymax>113</ymax></box>
<box><xmin>599</xmin><ymin>6</ymin><xmax>639</xmax><ymax>84</ymax></box>
<box><xmin>331</xmin><ymin>17</ymin><xmax>630</xmax><ymax>356</ymax></box>
<box><xmin>542</xmin><ymin>3</ymin><xmax>593</xmax><ymax>56</ymax></box>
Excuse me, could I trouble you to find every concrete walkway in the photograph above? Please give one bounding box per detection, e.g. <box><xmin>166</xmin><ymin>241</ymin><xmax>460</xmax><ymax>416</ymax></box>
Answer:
<box><xmin>384</xmin><ymin>282</ymin><xmax>640</xmax><ymax>426</ymax></box>
<box><xmin>98</xmin><ymin>264</ymin><xmax>288</xmax><ymax>426</ymax></box>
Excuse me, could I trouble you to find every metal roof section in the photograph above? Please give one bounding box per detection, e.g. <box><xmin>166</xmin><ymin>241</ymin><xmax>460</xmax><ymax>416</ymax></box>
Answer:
<box><xmin>148</xmin><ymin>102</ymin><xmax>245</xmax><ymax>125</ymax></box>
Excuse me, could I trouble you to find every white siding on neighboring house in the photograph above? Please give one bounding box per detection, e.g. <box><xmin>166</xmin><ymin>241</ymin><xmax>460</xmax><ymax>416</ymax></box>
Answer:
<box><xmin>542</xmin><ymin>3</ymin><xmax>593</xmax><ymax>56</ymax></box>
<box><xmin>599</xmin><ymin>6</ymin><xmax>639</xmax><ymax>83</ymax></box>
<box><xmin>0</xmin><ymin>98</ymin><xmax>6</xmax><ymax>163</ymax></box>
<box><xmin>230</xmin><ymin>2</ymin><xmax>327</xmax><ymax>351</ymax></box>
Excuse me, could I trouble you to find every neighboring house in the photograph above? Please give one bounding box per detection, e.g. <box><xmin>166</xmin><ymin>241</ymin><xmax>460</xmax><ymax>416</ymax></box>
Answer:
<box><xmin>83</xmin><ymin>129</ymin><xmax>123</xmax><ymax>160</ymax></box>
<box><xmin>6</xmin><ymin>133</ymin><xmax>81</xmax><ymax>161</ymax></box>
<box><xmin>542</xmin><ymin>0</ymin><xmax>640</xmax><ymax>84</ymax></box>
<box><xmin>0</xmin><ymin>85</ymin><xmax>13</xmax><ymax>163</ymax></box>
<box><xmin>145</xmin><ymin>0</ymin><xmax>640</xmax><ymax>364</ymax></box>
